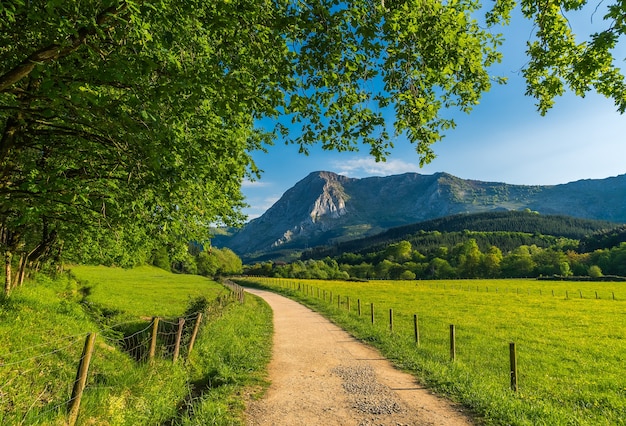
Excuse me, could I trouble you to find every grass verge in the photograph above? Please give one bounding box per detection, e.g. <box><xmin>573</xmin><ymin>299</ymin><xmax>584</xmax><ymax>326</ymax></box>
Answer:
<box><xmin>1</xmin><ymin>267</ymin><xmax>272</xmax><ymax>425</ymax></box>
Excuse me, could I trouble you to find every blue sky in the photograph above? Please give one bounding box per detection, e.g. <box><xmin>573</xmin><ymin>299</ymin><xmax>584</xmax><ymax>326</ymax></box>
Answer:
<box><xmin>242</xmin><ymin>7</ymin><xmax>626</xmax><ymax>220</ymax></box>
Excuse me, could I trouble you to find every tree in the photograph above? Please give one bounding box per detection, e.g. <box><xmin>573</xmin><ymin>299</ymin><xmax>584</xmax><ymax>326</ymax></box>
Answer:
<box><xmin>383</xmin><ymin>241</ymin><xmax>413</xmax><ymax>263</ymax></box>
<box><xmin>559</xmin><ymin>261</ymin><xmax>572</xmax><ymax>277</ymax></box>
<box><xmin>399</xmin><ymin>270</ymin><xmax>416</xmax><ymax>280</ymax></box>
<box><xmin>501</xmin><ymin>246</ymin><xmax>536</xmax><ymax>277</ymax></box>
<box><xmin>481</xmin><ymin>246</ymin><xmax>503</xmax><ymax>278</ymax></box>
<box><xmin>455</xmin><ymin>239</ymin><xmax>483</xmax><ymax>278</ymax></box>
<box><xmin>428</xmin><ymin>257</ymin><xmax>456</xmax><ymax>279</ymax></box>
<box><xmin>196</xmin><ymin>247</ymin><xmax>242</xmax><ymax>277</ymax></box>
<box><xmin>533</xmin><ymin>248</ymin><xmax>568</xmax><ymax>276</ymax></box>
<box><xmin>588</xmin><ymin>265</ymin><xmax>603</xmax><ymax>278</ymax></box>
<box><xmin>2</xmin><ymin>1</ymin><xmax>625</xmax><ymax>294</ymax></box>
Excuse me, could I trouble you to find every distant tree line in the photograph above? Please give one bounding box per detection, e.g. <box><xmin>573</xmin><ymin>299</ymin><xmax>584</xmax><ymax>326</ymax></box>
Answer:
<box><xmin>71</xmin><ymin>240</ymin><xmax>243</xmax><ymax>279</ymax></box>
<box><xmin>245</xmin><ymin>234</ymin><xmax>626</xmax><ymax>280</ymax></box>
<box><xmin>245</xmin><ymin>258</ymin><xmax>350</xmax><ymax>280</ymax></box>
<box><xmin>153</xmin><ymin>244</ymin><xmax>243</xmax><ymax>278</ymax></box>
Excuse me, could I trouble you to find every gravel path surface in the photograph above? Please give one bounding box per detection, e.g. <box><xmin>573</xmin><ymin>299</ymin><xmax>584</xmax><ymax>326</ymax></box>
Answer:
<box><xmin>244</xmin><ymin>288</ymin><xmax>475</xmax><ymax>426</ymax></box>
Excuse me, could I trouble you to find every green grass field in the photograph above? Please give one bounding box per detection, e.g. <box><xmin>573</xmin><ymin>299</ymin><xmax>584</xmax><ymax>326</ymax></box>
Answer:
<box><xmin>71</xmin><ymin>264</ymin><xmax>229</xmax><ymax>317</ymax></box>
<box><xmin>237</xmin><ymin>277</ymin><xmax>626</xmax><ymax>425</ymax></box>
<box><xmin>0</xmin><ymin>267</ymin><xmax>272</xmax><ymax>425</ymax></box>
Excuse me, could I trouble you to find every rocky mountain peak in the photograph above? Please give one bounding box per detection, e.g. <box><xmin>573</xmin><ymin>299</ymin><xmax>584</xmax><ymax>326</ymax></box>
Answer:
<box><xmin>309</xmin><ymin>172</ymin><xmax>349</xmax><ymax>223</ymax></box>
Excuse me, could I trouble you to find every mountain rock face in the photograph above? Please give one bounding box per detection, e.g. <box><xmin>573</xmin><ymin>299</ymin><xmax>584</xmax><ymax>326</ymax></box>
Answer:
<box><xmin>217</xmin><ymin>171</ymin><xmax>626</xmax><ymax>260</ymax></box>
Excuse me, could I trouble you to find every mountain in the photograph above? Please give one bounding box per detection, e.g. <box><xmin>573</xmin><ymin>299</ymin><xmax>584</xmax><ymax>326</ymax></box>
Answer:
<box><xmin>214</xmin><ymin>171</ymin><xmax>626</xmax><ymax>261</ymax></box>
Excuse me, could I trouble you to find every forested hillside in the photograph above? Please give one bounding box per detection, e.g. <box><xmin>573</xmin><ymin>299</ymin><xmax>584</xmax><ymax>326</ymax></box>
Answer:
<box><xmin>302</xmin><ymin>211</ymin><xmax>617</xmax><ymax>259</ymax></box>
<box><xmin>580</xmin><ymin>225</ymin><xmax>626</xmax><ymax>252</ymax></box>
<box><xmin>245</xmin><ymin>212</ymin><xmax>626</xmax><ymax>280</ymax></box>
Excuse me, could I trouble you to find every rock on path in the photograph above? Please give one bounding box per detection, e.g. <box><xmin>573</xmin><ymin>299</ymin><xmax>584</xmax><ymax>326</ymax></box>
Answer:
<box><xmin>244</xmin><ymin>288</ymin><xmax>475</xmax><ymax>426</ymax></box>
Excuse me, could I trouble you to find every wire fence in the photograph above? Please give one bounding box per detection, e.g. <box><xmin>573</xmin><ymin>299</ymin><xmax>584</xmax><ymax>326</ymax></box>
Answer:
<box><xmin>0</xmin><ymin>282</ymin><xmax>245</xmax><ymax>425</ymax></box>
<box><xmin>241</xmin><ymin>277</ymin><xmax>626</xmax><ymax>397</ymax></box>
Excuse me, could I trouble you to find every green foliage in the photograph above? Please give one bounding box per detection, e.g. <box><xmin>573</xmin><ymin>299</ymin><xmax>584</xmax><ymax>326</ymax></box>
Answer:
<box><xmin>195</xmin><ymin>247</ymin><xmax>243</xmax><ymax>277</ymax></box>
<box><xmin>304</xmin><ymin>211</ymin><xmax>617</xmax><ymax>259</ymax></box>
<box><xmin>297</xmin><ymin>212</ymin><xmax>625</xmax><ymax>280</ymax></box>
<box><xmin>590</xmin><ymin>243</ymin><xmax>626</xmax><ymax>276</ymax></box>
<box><xmin>588</xmin><ymin>265</ymin><xmax>603</xmax><ymax>278</ymax></box>
<box><xmin>241</xmin><ymin>277</ymin><xmax>626</xmax><ymax>425</ymax></box>
<box><xmin>0</xmin><ymin>0</ymin><xmax>507</xmax><ymax>290</ymax></box>
<box><xmin>151</xmin><ymin>246</ymin><xmax>172</xmax><ymax>272</ymax></box>
<box><xmin>581</xmin><ymin>225</ymin><xmax>626</xmax><ymax>251</ymax></box>
<box><xmin>244</xmin><ymin>257</ymin><xmax>349</xmax><ymax>280</ymax></box>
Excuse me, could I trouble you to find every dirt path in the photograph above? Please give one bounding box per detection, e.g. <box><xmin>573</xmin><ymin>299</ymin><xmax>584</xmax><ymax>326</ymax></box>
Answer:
<box><xmin>244</xmin><ymin>288</ymin><xmax>475</xmax><ymax>426</ymax></box>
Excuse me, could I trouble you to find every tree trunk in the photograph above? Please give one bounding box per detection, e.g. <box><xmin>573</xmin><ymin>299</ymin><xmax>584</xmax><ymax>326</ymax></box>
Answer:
<box><xmin>16</xmin><ymin>253</ymin><xmax>27</xmax><ymax>288</ymax></box>
<box><xmin>4</xmin><ymin>250</ymin><xmax>12</xmax><ymax>296</ymax></box>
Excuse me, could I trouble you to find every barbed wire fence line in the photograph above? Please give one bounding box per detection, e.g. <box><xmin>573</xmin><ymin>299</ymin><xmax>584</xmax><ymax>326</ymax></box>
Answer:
<box><xmin>1</xmin><ymin>282</ymin><xmax>245</xmax><ymax>425</ymax></box>
<box><xmin>241</xmin><ymin>276</ymin><xmax>625</xmax><ymax>397</ymax></box>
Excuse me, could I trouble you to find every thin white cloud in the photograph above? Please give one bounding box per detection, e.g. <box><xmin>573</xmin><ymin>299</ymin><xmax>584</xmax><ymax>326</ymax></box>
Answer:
<box><xmin>332</xmin><ymin>157</ymin><xmax>420</xmax><ymax>178</ymax></box>
<box><xmin>241</xmin><ymin>179</ymin><xmax>271</xmax><ymax>188</ymax></box>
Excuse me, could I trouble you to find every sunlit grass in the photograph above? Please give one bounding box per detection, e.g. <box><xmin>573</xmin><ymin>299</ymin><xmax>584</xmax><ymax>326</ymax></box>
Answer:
<box><xmin>238</xmin><ymin>277</ymin><xmax>626</xmax><ymax>425</ymax></box>
<box><xmin>70</xmin><ymin>264</ymin><xmax>227</xmax><ymax>317</ymax></box>
<box><xmin>1</xmin><ymin>268</ymin><xmax>272</xmax><ymax>425</ymax></box>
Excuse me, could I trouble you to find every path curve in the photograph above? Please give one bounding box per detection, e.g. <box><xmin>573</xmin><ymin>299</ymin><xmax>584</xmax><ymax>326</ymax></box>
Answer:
<box><xmin>244</xmin><ymin>288</ymin><xmax>475</xmax><ymax>426</ymax></box>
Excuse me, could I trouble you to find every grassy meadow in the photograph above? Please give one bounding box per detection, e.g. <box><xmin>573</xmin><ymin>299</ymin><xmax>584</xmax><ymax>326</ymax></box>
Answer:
<box><xmin>73</xmin><ymin>264</ymin><xmax>230</xmax><ymax>318</ymax></box>
<box><xmin>237</xmin><ymin>277</ymin><xmax>626</xmax><ymax>425</ymax></box>
<box><xmin>0</xmin><ymin>266</ymin><xmax>273</xmax><ymax>425</ymax></box>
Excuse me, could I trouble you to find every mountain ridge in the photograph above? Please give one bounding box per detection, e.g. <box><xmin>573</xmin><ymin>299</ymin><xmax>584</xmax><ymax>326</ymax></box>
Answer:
<box><xmin>214</xmin><ymin>171</ymin><xmax>626</xmax><ymax>260</ymax></box>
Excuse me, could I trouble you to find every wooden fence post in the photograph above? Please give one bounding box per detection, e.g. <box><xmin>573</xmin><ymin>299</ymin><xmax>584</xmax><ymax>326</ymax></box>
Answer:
<box><xmin>149</xmin><ymin>317</ymin><xmax>160</xmax><ymax>362</ymax></box>
<box><xmin>414</xmin><ymin>314</ymin><xmax>420</xmax><ymax>346</ymax></box>
<box><xmin>370</xmin><ymin>303</ymin><xmax>375</xmax><ymax>324</ymax></box>
<box><xmin>389</xmin><ymin>308</ymin><xmax>393</xmax><ymax>332</ymax></box>
<box><xmin>67</xmin><ymin>333</ymin><xmax>97</xmax><ymax>426</ymax></box>
<box><xmin>510</xmin><ymin>342</ymin><xmax>518</xmax><ymax>392</ymax></box>
<box><xmin>358</xmin><ymin>299</ymin><xmax>361</xmax><ymax>316</ymax></box>
<box><xmin>187</xmin><ymin>313</ymin><xmax>203</xmax><ymax>357</ymax></box>
<box><xmin>450</xmin><ymin>324</ymin><xmax>456</xmax><ymax>362</ymax></box>
<box><xmin>173</xmin><ymin>317</ymin><xmax>185</xmax><ymax>363</ymax></box>
<box><xmin>347</xmin><ymin>296</ymin><xmax>350</xmax><ymax>312</ymax></box>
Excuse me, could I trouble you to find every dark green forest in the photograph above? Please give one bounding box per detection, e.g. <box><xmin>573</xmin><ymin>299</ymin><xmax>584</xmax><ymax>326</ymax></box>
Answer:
<box><xmin>245</xmin><ymin>211</ymin><xmax>626</xmax><ymax>280</ymax></box>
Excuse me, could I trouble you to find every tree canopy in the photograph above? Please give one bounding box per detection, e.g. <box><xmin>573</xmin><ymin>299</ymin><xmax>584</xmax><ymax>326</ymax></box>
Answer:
<box><xmin>1</xmin><ymin>0</ymin><xmax>624</xmax><ymax>293</ymax></box>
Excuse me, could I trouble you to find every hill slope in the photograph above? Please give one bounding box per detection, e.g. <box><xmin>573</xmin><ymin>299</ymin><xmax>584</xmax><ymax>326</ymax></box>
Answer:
<box><xmin>302</xmin><ymin>210</ymin><xmax>617</xmax><ymax>259</ymax></box>
<box><xmin>215</xmin><ymin>171</ymin><xmax>626</xmax><ymax>261</ymax></box>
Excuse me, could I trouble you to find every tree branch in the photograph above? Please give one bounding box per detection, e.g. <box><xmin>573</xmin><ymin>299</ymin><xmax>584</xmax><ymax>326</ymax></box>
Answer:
<box><xmin>0</xmin><ymin>3</ymin><xmax>129</xmax><ymax>93</ymax></box>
